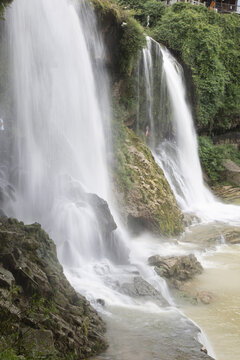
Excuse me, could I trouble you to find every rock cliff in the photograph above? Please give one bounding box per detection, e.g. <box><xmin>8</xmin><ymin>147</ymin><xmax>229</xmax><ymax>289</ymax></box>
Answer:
<box><xmin>113</xmin><ymin>127</ymin><xmax>183</xmax><ymax>236</ymax></box>
<box><xmin>0</xmin><ymin>217</ymin><xmax>107</xmax><ymax>359</ymax></box>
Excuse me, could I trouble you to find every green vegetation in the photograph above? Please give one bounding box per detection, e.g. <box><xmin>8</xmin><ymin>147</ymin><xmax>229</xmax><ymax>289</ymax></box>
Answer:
<box><xmin>90</xmin><ymin>0</ymin><xmax>126</xmax><ymax>21</ymax></box>
<box><xmin>112</xmin><ymin>101</ymin><xmax>136</xmax><ymax>193</ymax></box>
<box><xmin>91</xmin><ymin>0</ymin><xmax>145</xmax><ymax>75</ymax></box>
<box><xmin>198</xmin><ymin>136</ymin><xmax>240</xmax><ymax>183</ymax></box>
<box><xmin>116</xmin><ymin>1</ymin><xmax>240</xmax><ymax>133</ymax></box>
<box><xmin>0</xmin><ymin>287</ymin><xmax>59</xmax><ymax>360</ymax></box>
<box><xmin>112</xmin><ymin>101</ymin><xmax>183</xmax><ymax>236</ymax></box>
<box><xmin>152</xmin><ymin>3</ymin><xmax>240</xmax><ymax>132</ymax></box>
<box><xmin>119</xmin><ymin>17</ymin><xmax>145</xmax><ymax>75</ymax></box>
<box><xmin>117</xmin><ymin>0</ymin><xmax>165</xmax><ymax>27</ymax></box>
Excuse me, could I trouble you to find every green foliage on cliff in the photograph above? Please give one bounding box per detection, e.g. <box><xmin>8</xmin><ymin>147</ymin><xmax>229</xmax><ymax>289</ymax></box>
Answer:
<box><xmin>120</xmin><ymin>17</ymin><xmax>145</xmax><ymax>75</ymax></box>
<box><xmin>91</xmin><ymin>0</ymin><xmax>145</xmax><ymax>75</ymax></box>
<box><xmin>90</xmin><ymin>0</ymin><xmax>126</xmax><ymax>20</ymax></box>
<box><xmin>112</xmin><ymin>102</ymin><xmax>183</xmax><ymax>236</ymax></box>
<box><xmin>198</xmin><ymin>136</ymin><xmax>240</xmax><ymax>183</ymax></box>
<box><xmin>117</xmin><ymin>1</ymin><xmax>240</xmax><ymax>132</ymax></box>
<box><xmin>151</xmin><ymin>3</ymin><xmax>240</xmax><ymax>132</ymax></box>
<box><xmin>117</xmin><ymin>0</ymin><xmax>165</xmax><ymax>27</ymax></box>
<box><xmin>112</xmin><ymin>102</ymin><xmax>136</xmax><ymax>192</ymax></box>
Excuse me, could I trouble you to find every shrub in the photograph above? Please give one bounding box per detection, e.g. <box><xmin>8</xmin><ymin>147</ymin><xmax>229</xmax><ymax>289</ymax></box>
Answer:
<box><xmin>198</xmin><ymin>136</ymin><xmax>240</xmax><ymax>183</ymax></box>
<box><xmin>152</xmin><ymin>3</ymin><xmax>240</xmax><ymax>132</ymax></box>
<box><xmin>119</xmin><ymin>17</ymin><xmax>145</xmax><ymax>75</ymax></box>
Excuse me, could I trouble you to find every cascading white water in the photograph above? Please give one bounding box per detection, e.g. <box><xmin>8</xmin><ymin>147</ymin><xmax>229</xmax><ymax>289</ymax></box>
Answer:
<box><xmin>7</xmin><ymin>0</ymin><xmax>113</xmax><ymax>265</ymax></box>
<box><xmin>4</xmin><ymin>0</ymin><xmax>173</xmax><ymax>307</ymax></box>
<box><xmin>142</xmin><ymin>38</ymin><xmax>155</xmax><ymax>145</ymax></box>
<box><xmin>142</xmin><ymin>37</ymin><xmax>240</xmax><ymax>226</ymax></box>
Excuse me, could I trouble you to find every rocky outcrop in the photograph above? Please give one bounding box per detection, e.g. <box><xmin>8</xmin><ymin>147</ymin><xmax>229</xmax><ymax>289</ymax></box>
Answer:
<box><xmin>114</xmin><ymin>128</ymin><xmax>183</xmax><ymax>236</ymax></box>
<box><xmin>147</xmin><ymin>254</ymin><xmax>215</xmax><ymax>305</ymax></box>
<box><xmin>0</xmin><ymin>217</ymin><xmax>107</xmax><ymax>359</ymax></box>
<box><xmin>212</xmin><ymin>131</ymin><xmax>240</xmax><ymax>146</ymax></box>
<box><xmin>120</xmin><ymin>276</ymin><xmax>169</xmax><ymax>306</ymax></box>
<box><xmin>222</xmin><ymin>228</ymin><xmax>240</xmax><ymax>245</ymax></box>
<box><xmin>148</xmin><ymin>254</ymin><xmax>203</xmax><ymax>289</ymax></box>
<box><xmin>213</xmin><ymin>184</ymin><xmax>240</xmax><ymax>205</ymax></box>
<box><xmin>86</xmin><ymin>193</ymin><xmax>117</xmax><ymax>238</ymax></box>
<box><xmin>221</xmin><ymin>159</ymin><xmax>240</xmax><ymax>187</ymax></box>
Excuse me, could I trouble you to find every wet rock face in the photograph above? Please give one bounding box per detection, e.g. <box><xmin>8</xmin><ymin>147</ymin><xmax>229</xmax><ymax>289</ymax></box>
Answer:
<box><xmin>213</xmin><ymin>184</ymin><xmax>240</xmax><ymax>205</ymax></box>
<box><xmin>224</xmin><ymin>229</ymin><xmax>240</xmax><ymax>244</ymax></box>
<box><xmin>148</xmin><ymin>254</ymin><xmax>203</xmax><ymax>287</ymax></box>
<box><xmin>86</xmin><ymin>193</ymin><xmax>117</xmax><ymax>238</ymax></box>
<box><xmin>0</xmin><ymin>217</ymin><xmax>107</xmax><ymax>359</ymax></box>
<box><xmin>114</xmin><ymin>128</ymin><xmax>183</xmax><ymax>237</ymax></box>
<box><xmin>120</xmin><ymin>276</ymin><xmax>169</xmax><ymax>307</ymax></box>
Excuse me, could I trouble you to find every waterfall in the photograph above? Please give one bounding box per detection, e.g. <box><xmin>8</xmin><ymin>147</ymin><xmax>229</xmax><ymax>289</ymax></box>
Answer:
<box><xmin>1</xmin><ymin>0</ymin><xmax>172</xmax><ymax>308</ymax></box>
<box><xmin>140</xmin><ymin>37</ymin><xmax>240</xmax><ymax>226</ymax></box>
<box><xmin>142</xmin><ymin>39</ymin><xmax>155</xmax><ymax>147</ymax></box>
<box><xmin>5</xmin><ymin>0</ymin><xmax>113</xmax><ymax>266</ymax></box>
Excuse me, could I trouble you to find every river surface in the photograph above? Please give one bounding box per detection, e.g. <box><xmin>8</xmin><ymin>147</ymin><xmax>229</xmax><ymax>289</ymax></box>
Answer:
<box><xmin>87</xmin><ymin>222</ymin><xmax>240</xmax><ymax>360</ymax></box>
<box><xmin>183</xmin><ymin>242</ymin><xmax>240</xmax><ymax>360</ymax></box>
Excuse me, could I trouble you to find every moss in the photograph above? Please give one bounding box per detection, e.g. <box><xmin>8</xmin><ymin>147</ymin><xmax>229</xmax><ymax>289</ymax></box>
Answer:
<box><xmin>119</xmin><ymin>17</ymin><xmax>145</xmax><ymax>75</ymax></box>
<box><xmin>90</xmin><ymin>0</ymin><xmax>145</xmax><ymax>76</ymax></box>
<box><xmin>90</xmin><ymin>0</ymin><xmax>126</xmax><ymax>22</ymax></box>
<box><xmin>112</xmin><ymin>108</ymin><xmax>183</xmax><ymax>236</ymax></box>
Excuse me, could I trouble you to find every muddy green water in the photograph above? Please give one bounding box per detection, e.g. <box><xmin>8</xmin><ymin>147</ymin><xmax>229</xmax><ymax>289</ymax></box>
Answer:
<box><xmin>183</xmin><ymin>244</ymin><xmax>240</xmax><ymax>360</ymax></box>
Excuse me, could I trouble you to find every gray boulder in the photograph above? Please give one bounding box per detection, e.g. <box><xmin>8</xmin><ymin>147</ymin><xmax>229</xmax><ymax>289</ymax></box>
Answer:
<box><xmin>148</xmin><ymin>254</ymin><xmax>203</xmax><ymax>286</ymax></box>
<box><xmin>120</xmin><ymin>276</ymin><xmax>169</xmax><ymax>306</ymax></box>
<box><xmin>222</xmin><ymin>159</ymin><xmax>240</xmax><ymax>187</ymax></box>
<box><xmin>86</xmin><ymin>193</ymin><xmax>117</xmax><ymax>237</ymax></box>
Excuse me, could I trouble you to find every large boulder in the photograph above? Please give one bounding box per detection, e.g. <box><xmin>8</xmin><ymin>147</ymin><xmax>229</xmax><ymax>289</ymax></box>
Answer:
<box><xmin>120</xmin><ymin>276</ymin><xmax>169</xmax><ymax>306</ymax></box>
<box><xmin>222</xmin><ymin>228</ymin><xmax>240</xmax><ymax>244</ymax></box>
<box><xmin>148</xmin><ymin>254</ymin><xmax>203</xmax><ymax>288</ymax></box>
<box><xmin>222</xmin><ymin>159</ymin><xmax>240</xmax><ymax>187</ymax></box>
<box><xmin>0</xmin><ymin>217</ymin><xmax>107</xmax><ymax>359</ymax></box>
<box><xmin>86</xmin><ymin>193</ymin><xmax>117</xmax><ymax>237</ymax></box>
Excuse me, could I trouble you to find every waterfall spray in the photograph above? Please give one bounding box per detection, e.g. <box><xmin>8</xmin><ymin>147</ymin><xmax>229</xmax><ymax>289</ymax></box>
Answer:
<box><xmin>5</xmin><ymin>0</ymin><xmax>113</xmax><ymax>265</ymax></box>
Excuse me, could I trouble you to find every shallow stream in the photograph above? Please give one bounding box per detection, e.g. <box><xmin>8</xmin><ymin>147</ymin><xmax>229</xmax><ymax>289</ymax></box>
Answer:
<box><xmin>184</xmin><ymin>243</ymin><xmax>240</xmax><ymax>360</ymax></box>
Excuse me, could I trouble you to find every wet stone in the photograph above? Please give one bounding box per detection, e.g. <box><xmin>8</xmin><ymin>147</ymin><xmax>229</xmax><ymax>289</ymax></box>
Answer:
<box><xmin>120</xmin><ymin>276</ymin><xmax>169</xmax><ymax>306</ymax></box>
<box><xmin>0</xmin><ymin>265</ymin><xmax>15</xmax><ymax>288</ymax></box>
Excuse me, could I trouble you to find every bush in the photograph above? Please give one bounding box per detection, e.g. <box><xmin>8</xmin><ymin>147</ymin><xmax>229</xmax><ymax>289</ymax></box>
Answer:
<box><xmin>198</xmin><ymin>136</ymin><xmax>240</xmax><ymax>183</ymax></box>
<box><xmin>152</xmin><ymin>3</ymin><xmax>240</xmax><ymax>132</ymax></box>
<box><xmin>119</xmin><ymin>1</ymin><xmax>240</xmax><ymax>132</ymax></box>
<box><xmin>142</xmin><ymin>0</ymin><xmax>165</xmax><ymax>28</ymax></box>
<box><xmin>120</xmin><ymin>17</ymin><xmax>145</xmax><ymax>75</ymax></box>
<box><xmin>117</xmin><ymin>0</ymin><xmax>165</xmax><ymax>26</ymax></box>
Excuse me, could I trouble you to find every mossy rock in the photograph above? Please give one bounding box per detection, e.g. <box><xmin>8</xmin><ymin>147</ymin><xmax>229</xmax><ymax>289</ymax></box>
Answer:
<box><xmin>113</xmin><ymin>127</ymin><xmax>183</xmax><ymax>236</ymax></box>
<box><xmin>0</xmin><ymin>218</ymin><xmax>107</xmax><ymax>359</ymax></box>
<box><xmin>89</xmin><ymin>0</ymin><xmax>145</xmax><ymax>77</ymax></box>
